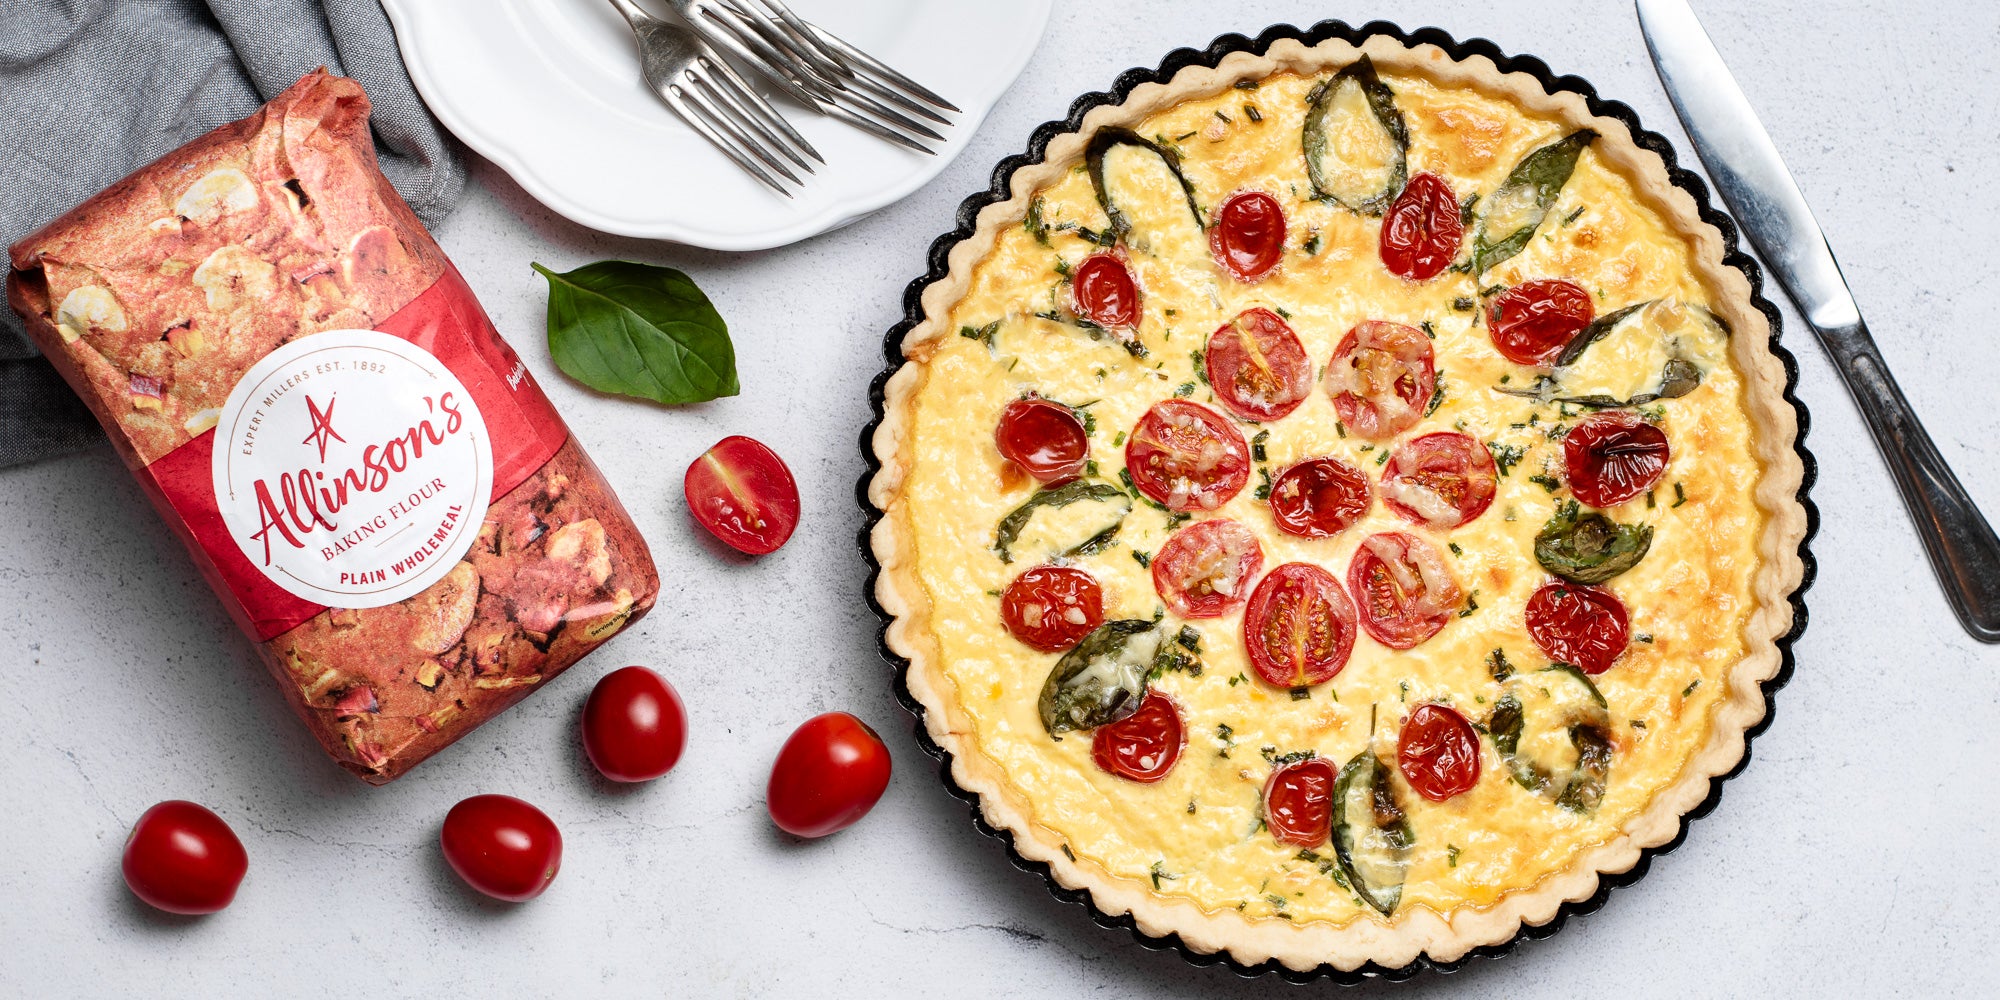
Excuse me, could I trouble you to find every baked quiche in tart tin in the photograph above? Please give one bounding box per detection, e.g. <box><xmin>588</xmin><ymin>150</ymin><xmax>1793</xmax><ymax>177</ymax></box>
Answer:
<box><xmin>861</xmin><ymin>20</ymin><xmax>1816</xmax><ymax>980</ymax></box>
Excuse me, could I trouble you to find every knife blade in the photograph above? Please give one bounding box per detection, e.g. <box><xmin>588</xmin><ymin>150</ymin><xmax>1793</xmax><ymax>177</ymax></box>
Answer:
<box><xmin>1637</xmin><ymin>0</ymin><xmax>2000</xmax><ymax>642</ymax></box>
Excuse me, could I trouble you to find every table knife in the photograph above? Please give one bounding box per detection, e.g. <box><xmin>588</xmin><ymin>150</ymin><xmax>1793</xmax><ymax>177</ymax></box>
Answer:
<box><xmin>1637</xmin><ymin>0</ymin><xmax>2000</xmax><ymax>642</ymax></box>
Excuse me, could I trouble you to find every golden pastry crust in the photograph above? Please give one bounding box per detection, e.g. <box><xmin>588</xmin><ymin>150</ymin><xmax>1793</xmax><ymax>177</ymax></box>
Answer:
<box><xmin>867</xmin><ymin>35</ymin><xmax>1806</xmax><ymax>971</ymax></box>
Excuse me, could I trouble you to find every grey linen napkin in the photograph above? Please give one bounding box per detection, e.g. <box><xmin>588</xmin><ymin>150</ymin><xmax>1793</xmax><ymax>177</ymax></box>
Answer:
<box><xmin>0</xmin><ymin>0</ymin><xmax>466</xmax><ymax>468</ymax></box>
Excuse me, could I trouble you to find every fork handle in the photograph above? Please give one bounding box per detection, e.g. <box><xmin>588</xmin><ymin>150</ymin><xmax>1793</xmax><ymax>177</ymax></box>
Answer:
<box><xmin>1817</xmin><ymin>316</ymin><xmax>2000</xmax><ymax>641</ymax></box>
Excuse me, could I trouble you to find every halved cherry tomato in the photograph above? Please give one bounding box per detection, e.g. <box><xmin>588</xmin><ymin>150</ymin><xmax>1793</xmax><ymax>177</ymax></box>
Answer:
<box><xmin>1209</xmin><ymin>191</ymin><xmax>1286</xmax><ymax>283</ymax></box>
<box><xmin>1489</xmin><ymin>279</ymin><xmax>1594</xmax><ymax>366</ymax></box>
<box><xmin>1244</xmin><ymin>562</ymin><xmax>1357</xmax><ymax>688</ymax></box>
<box><xmin>1379</xmin><ymin>172</ymin><xmax>1463</xmax><ymax>281</ymax></box>
<box><xmin>1349</xmin><ymin>532</ymin><xmax>1462</xmax><ymax>649</ymax></box>
<box><xmin>1323</xmin><ymin>321</ymin><xmax>1436</xmax><ymax>440</ymax></box>
<box><xmin>1205</xmin><ymin>307</ymin><xmax>1312</xmax><ymax>421</ymax></box>
<box><xmin>582</xmin><ymin>666</ymin><xmax>688</xmax><ymax>783</ymax></box>
<box><xmin>1526</xmin><ymin>582</ymin><xmax>1631</xmax><ymax>675</ymax></box>
<box><xmin>1091</xmin><ymin>688</ymin><xmax>1185</xmax><ymax>782</ymax></box>
<box><xmin>1001</xmin><ymin>566</ymin><xmax>1105</xmax><ymax>651</ymax></box>
<box><xmin>996</xmin><ymin>396</ymin><xmax>1089</xmax><ymax>483</ymax></box>
<box><xmin>1564</xmin><ymin>411</ymin><xmax>1670</xmax><ymax>508</ymax></box>
<box><xmin>768</xmin><ymin>712</ymin><xmax>893</xmax><ymax>839</ymax></box>
<box><xmin>685</xmin><ymin>435</ymin><xmax>800</xmax><ymax>555</ymax></box>
<box><xmin>1268</xmin><ymin>458</ymin><xmax>1372</xmax><ymax>539</ymax></box>
<box><xmin>1381</xmin><ymin>432</ymin><xmax>1499</xmax><ymax>528</ymax></box>
<box><xmin>1071</xmin><ymin>252</ymin><xmax>1140</xmax><ymax>329</ymax></box>
<box><xmin>440</xmin><ymin>795</ymin><xmax>563</xmax><ymax>902</ymax></box>
<box><xmin>1151</xmin><ymin>518</ymin><xmax>1263</xmax><ymax>619</ymax></box>
<box><xmin>1397</xmin><ymin>704</ymin><xmax>1481</xmax><ymax>801</ymax></box>
<box><xmin>1124</xmin><ymin>400</ymin><xmax>1251</xmax><ymax>511</ymax></box>
<box><xmin>121</xmin><ymin>800</ymin><xmax>247</xmax><ymax>915</ymax></box>
<box><xmin>1263</xmin><ymin>756</ymin><xmax>1338</xmax><ymax>848</ymax></box>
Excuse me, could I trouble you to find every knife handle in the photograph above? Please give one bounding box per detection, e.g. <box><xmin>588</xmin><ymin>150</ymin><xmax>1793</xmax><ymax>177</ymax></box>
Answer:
<box><xmin>1819</xmin><ymin>319</ymin><xmax>2000</xmax><ymax>641</ymax></box>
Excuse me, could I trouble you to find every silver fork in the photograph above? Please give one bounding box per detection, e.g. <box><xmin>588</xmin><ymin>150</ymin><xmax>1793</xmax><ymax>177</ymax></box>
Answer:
<box><xmin>607</xmin><ymin>0</ymin><xmax>822</xmax><ymax>196</ymax></box>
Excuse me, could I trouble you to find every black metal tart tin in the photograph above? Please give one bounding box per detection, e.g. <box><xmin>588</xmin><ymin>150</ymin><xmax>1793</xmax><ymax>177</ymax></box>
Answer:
<box><xmin>855</xmin><ymin>18</ymin><xmax>1819</xmax><ymax>984</ymax></box>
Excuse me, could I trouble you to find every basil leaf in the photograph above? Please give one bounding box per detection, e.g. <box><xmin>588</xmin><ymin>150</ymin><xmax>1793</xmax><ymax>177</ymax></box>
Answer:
<box><xmin>1331</xmin><ymin>751</ymin><xmax>1412</xmax><ymax>915</ymax></box>
<box><xmin>1489</xmin><ymin>666</ymin><xmax>1613</xmax><ymax>812</ymax></box>
<box><xmin>1535</xmin><ymin>499</ymin><xmax>1653</xmax><ymax>584</ymax></box>
<box><xmin>1473</xmin><ymin>130</ymin><xmax>1596</xmax><ymax>274</ymax></box>
<box><xmin>1038</xmin><ymin>620</ymin><xmax>1162</xmax><ymax>735</ymax></box>
<box><xmin>532</xmin><ymin>260</ymin><xmax>738</xmax><ymax>405</ymax></box>
<box><xmin>993</xmin><ymin>480</ymin><xmax>1130</xmax><ymax>563</ymax></box>
<box><xmin>1303</xmin><ymin>56</ymin><xmax>1409</xmax><ymax>214</ymax></box>
<box><xmin>1087</xmin><ymin>127</ymin><xmax>1204</xmax><ymax>241</ymax></box>
<box><xmin>1553</xmin><ymin>301</ymin><xmax>1651</xmax><ymax>368</ymax></box>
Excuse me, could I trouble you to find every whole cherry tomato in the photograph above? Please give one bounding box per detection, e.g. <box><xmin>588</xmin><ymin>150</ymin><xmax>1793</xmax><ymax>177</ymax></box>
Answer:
<box><xmin>1091</xmin><ymin>689</ymin><xmax>1184</xmax><ymax>782</ymax></box>
<box><xmin>1489</xmin><ymin>279</ymin><xmax>1594</xmax><ymax>366</ymax></box>
<box><xmin>1268</xmin><ymin>458</ymin><xmax>1372</xmax><ymax>539</ymax></box>
<box><xmin>994</xmin><ymin>396</ymin><xmax>1089</xmax><ymax>483</ymax></box>
<box><xmin>582</xmin><ymin>666</ymin><xmax>688</xmax><ymax>783</ymax></box>
<box><xmin>1124</xmin><ymin>400</ymin><xmax>1251</xmax><ymax>512</ymax></box>
<box><xmin>1151</xmin><ymin>518</ymin><xmax>1263</xmax><ymax>619</ymax></box>
<box><xmin>768</xmin><ymin>712</ymin><xmax>892</xmax><ymax>839</ymax></box>
<box><xmin>1209</xmin><ymin>191</ymin><xmax>1287</xmax><ymax>283</ymax></box>
<box><xmin>1381</xmin><ymin>432</ymin><xmax>1499</xmax><ymax>528</ymax></box>
<box><xmin>1000</xmin><ymin>565</ymin><xmax>1104</xmax><ymax>652</ymax></box>
<box><xmin>1564</xmin><ymin>411</ymin><xmax>1671</xmax><ymax>508</ymax></box>
<box><xmin>1349</xmin><ymin>532</ymin><xmax>1462</xmax><ymax>649</ymax></box>
<box><xmin>1323</xmin><ymin>320</ymin><xmax>1436</xmax><ymax>440</ymax></box>
<box><xmin>1071</xmin><ymin>253</ymin><xmax>1140</xmax><ymax>329</ymax></box>
<box><xmin>121</xmin><ymin>800</ymin><xmax>248</xmax><ymax>915</ymax></box>
<box><xmin>1379</xmin><ymin>172</ymin><xmax>1463</xmax><ymax>281</ymax></box>
<box><xmin>1263</xmin><ymin>756</ymin><xmax>1338</xmax><ymax>848</ymax></box>
<box><xmin>685</xmin><ymin>435</ymin><xmax>800</xmax><ymax>555</ymax></box>
<box><xmin>1243</xmin><ymin>562</ymin><xmax>1357</xmax><ymax>688</ymax></box>
<box><xmin>1526</xmin><ymin>582</ymin><xmax>1632</xmax><ymax>675</ymax></box>
<box><xmin>1205</xmin><ymin>307</ymin><xmax>1313</xmax><ymax>421</ymax></box>
<box><xmin>440</xmin><ymin>795</ymin><xmax>563</xmax><ymax>902</ymax></box>
<box><xmin>1397</xmin><ymin>704</ymin><xmax>1482</xmax><ymax>801</ymax></box>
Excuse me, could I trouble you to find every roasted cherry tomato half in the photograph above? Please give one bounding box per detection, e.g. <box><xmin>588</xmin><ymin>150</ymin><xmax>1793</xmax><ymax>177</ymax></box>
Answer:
<box><xmin>768</xmin><ymin>712</ymin><xmax>892</xmax><ymax>839</ymax></box>
<box><xmin>121</xmin><ymin>800</ymin><xmax>248</xmax><ymax>915</ymax></box>
<box><xmin>1205</xmin><ymin>307</ymin><xmax>1313</xmax><ymax>421</ymax></box>
<box><xmin>1124</xmin><ymin>400</ymin><xmax>1251</xmax><ymax>512</ymax></box>
<box><xmin>1563</xmin><ymin>411</ymin><xmax>1671</xmax><ymax>508</ymax></box>
<box><xmin>440</xmin><ymin>795</ymin><xmax>563</xmax><ymax>902</ymax></box>
<box><xmin>1263</xmin><ymin>756</ymin><xmax>1338</xmax><ymax>848</ymax></box>
<box><xmin>1001</xmin><ymin>565</ymin><xmax>1105</xmax><ymax>652</ymax></box>
<box><xmin>1091</xmin><ymin>688</ymin><xmax>1185</xmax><ymax>783</ymax></box>
<box><xmin>685</xmin><ymin>435</ymin><xmax>800</xmax><ymax>555</ymax></box>
<box><xmin>1526</xmin><ymin>582</ymin><xmax>1632</xmax><ymax>675</ymax></box>
<box><xmin>1209</xmin><ymin>191</ymin><xmax>1287</xmax><ymax>283</ymax></box>
<box><xmin>1071</xmin><ymin>252</ymin><xmax>1140</xmax><ymax>329</ymax></box>
<box><xmin>1379</xmin><ymin>172</ymin><xmax>1463</xmax><ymax>281</ymax></box>
<box><xmin>1381</xmin><ymin>432</ymin><xmax>1499</xmax><ymax>528</ymax></box>
<box><xmin>1151</xmin><ymin>518</ymin><xmax>1263</xmax><ymax>619</ymax></box>
<box><xmin>1323</xmin><ymin>320</ymin><xmax>1437</xmax><ymax>440</ymax></box>
<box><xmin>1268</xmin><ymin>458</ymin><xmax>1372</xmax><ymax>539</ymax></box>
<box><xmin>1244</xmin><ymin>562</ymin><xmax>1357</xmax><ymax>688</ymax></box>
<box><xmin>1349</xmin><ymin>532</ymin><xmax>1462</xmax><ymax>649</ymax></box>
<box><xmin>995</xmin><ymin>396</ymin><xmax>1090</xmax><ymax>483</ymax></box>
<box><xmin>582</xmin><ymin>666</ymin><xmax>688</xmax><ymax>783</ymax></box>
<box><xmin>1489</xmin><ymin>279</ymin><xmax>1595</xmax><ymax>366</ymax></box>
<box><xmin>1397</xmin><ymin>704</ymin><xmax>1482</xmax><ymax>801</ymax></box>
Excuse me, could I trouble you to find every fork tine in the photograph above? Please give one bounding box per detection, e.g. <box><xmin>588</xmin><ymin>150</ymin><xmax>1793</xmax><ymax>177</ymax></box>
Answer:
<box><xmin>728</xmin><ymin>0</ymin><xmax>846</xmax><ymax>79</ymax></box>
<box><xmin>685</xmin><ymin>6</ymin><xmax>824</xmax><ymax>109</ymax></box>
<box><xmin>833</xmin><ymin>64</ymin><xmax>951</xmax><ymax>125</ymax></box>
<box><xmin>810</xmin><ymin>98</ymin><xmax>936</xmax><ymax>155</ymax></box>
<box><xmin>661</xmin><ymin>86</ymin><xmax>794</xmax><ymax>196</ymax></box>
<box><xmin>693</xmin><ymin>54</ymin><xmax>823</xmax><ymax>168</ymax></box>
<box><xmin>717</xmin><ymin>0</ymin><xmax>956</xmax><ymax>118</ymax></box>
<box><xmin>802</xmin><ymin>19</ymin><xmax>959</xmax><ymax>113</ymax></box>
<box><xmin>682</xmin><ymin>76</ymin><xmax>803</xmax><ymax>185</ymax></box>
<box><xmin>818</xmin><ymin>85</ymin><xmax>946</xmax><ymax>143</ymax></box>
<box><xmin>701</xmin><ymin>6</ymin><xmax>938</xmax><ymax>147</ymax></box>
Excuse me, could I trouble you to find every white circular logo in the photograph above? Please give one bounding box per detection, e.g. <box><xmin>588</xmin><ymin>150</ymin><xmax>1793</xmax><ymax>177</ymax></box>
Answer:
<box><xmin>212</xmin><ymin>330</ymin><xmax>494</xmax><ymax>609</ymax></box>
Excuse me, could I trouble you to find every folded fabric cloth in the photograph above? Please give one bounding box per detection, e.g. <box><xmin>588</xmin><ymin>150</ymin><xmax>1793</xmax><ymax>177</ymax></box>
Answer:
<box><xmin>0</xmin><ymin>0</ymin><xmax>465</xmax><ymax>468</ymax></box>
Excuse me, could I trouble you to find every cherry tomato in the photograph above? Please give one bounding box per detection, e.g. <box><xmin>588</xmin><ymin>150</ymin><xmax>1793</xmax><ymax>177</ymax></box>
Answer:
<box><xmin>1001</xmin><ymin>565</ymin><xmax>1105</xmax><ymax>652</ymax></box>
<box><xmin>1263</xmin><ymin>756</ymin><xmax>1338</xmax><ymax>848</ymax></box>
<box><xmin>1323</xmin><ymin>320</ymin><xmax>1436</xmax><ymax>440</ymax></box>
<box><xmin>1397</xmin><ymin>704</ymin><xmax>1481</xmax><ymax>801</ymax></box>
<box><xmin>1244</xmin><ymin>562</ymin><xmax>1357</xmax><ymax>688</ymax></box>
<box><xmin>1205</xmin><ymin>307</ymin><xmax>1312</xmax><ymax>421</ymax></box>
<box><xmin>121</xmin><ymin>801</ymin><xmax>247</xmax><ymax>915</ymax></box>
<box><xmin>1124</xmin><ymin>400</ymin><xmax>1251</xmax><ymax>511</ymax></box>
<box><xmin>1209</xmin><ymin>191</ymin><xmax>1286</xmax><ymax>283</ymax></box>
<box><xmin>440</xmin><ymin>795</ymin><xmax>563</xmax><ymax>903</ymax></box>
<box><xmin>1489</xmin><ymin>279</ymin><xmax>1594</xmax><ymax>366</ymax></box>
<box><xmin>1268</xmin><ymin>458</ymin><xmax>1371</xmax><ymax>539</ymax></box>
<box><xmin>1349</xmin><ymin>532</ymin><xmax>1462</xmax><ymax>649</ymax></box>
<box><xmin>1379</xmin><ymin>172</ymin><xmax>1463</xmax><ymax>281</ymax></box>
<box><xmin>1526</xmin><ymin>582</ymin><xmax>1631</xmax><ymax>675</ymax></box>
<box><xmin>768</xmin><ymin>712</ymin><xmax>892</xmax><ymax>839</ymax></box>
<box><xmin>995</xmin><ymin>396</ymin><xmax>1090</xmax><ymax>483</ymax></box>
<box><xmin>1071</xmin><ymin>252</ymin><xmax>1140</xmax><ymax>329</ymax></box>
<box><xmin>1091</xmin><ymin>688</ymin><xmax>1184</xmax><ymax>782</ymax></box>
<box><xmin>1563</xmin><ymin>411</ymin><xmax>1671</xmax><ymax>508</ymax></box>
<box><xmin>1151</xmin><ymin>518</ymin><xmax>1263</xmax><ymax>619</ymax></box>
<box><xmin>1381</xmin><ymin>432</ymin><xmax>1499</xmax><ymax>528</ymax></box>
<box><xmin>685</xmin><ymin>435</ymin><xmax>800</xmax><ymax>555</ymax></box>
<box><xmin>581</xmin><ymin>666</ymin><xmax>688</xmax><ymax>783</ymax></box>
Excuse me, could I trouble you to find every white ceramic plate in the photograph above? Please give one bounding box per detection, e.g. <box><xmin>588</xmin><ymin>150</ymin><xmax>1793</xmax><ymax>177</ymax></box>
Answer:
<box><xmin>381</xmin><ymin>0</ymin><xmax>1050</xmax><ymax>250</ymax></box>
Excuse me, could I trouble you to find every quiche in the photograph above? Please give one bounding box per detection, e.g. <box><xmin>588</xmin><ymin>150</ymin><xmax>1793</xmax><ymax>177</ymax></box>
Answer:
<box><xmin>867</xmin><ymin>34</ymin><xmax>1807</xmax><ymax>971</ymax></box>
